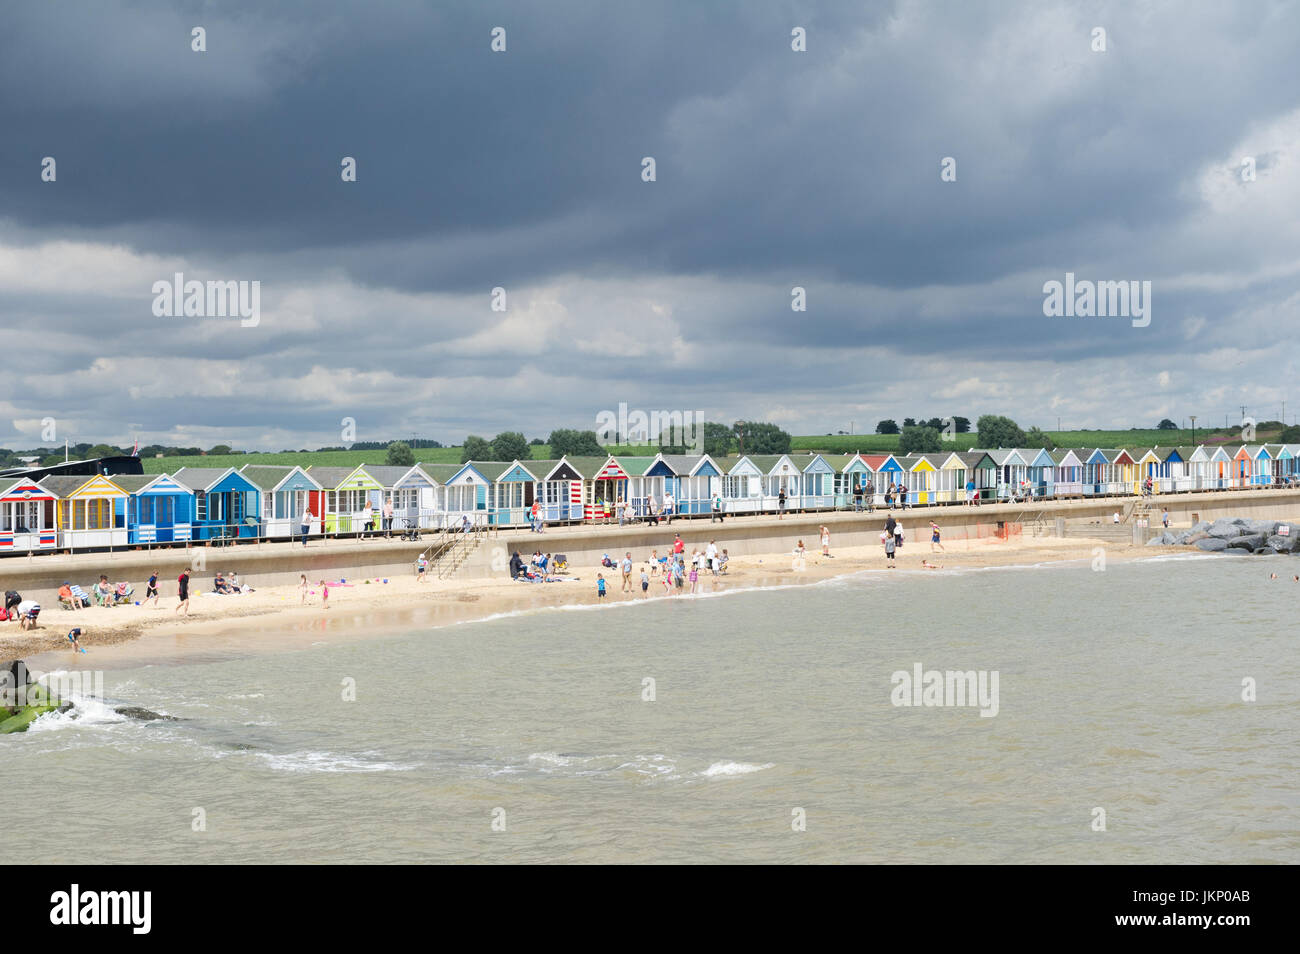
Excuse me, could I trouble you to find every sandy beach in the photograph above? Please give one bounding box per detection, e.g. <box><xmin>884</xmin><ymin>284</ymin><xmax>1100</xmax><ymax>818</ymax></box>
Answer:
<box><xmin>3</xmin><ymin>533</ymin><xmax>1148</xmax><ymax>671</ymax></box>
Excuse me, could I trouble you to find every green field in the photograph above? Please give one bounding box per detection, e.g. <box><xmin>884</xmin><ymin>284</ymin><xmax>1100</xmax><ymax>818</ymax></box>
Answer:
<box><xmin>137</xmin><ymin>427</ymin><xmax>1265</xmax><ymax>475</ymax></box>
<box><xmin>140</xmin><ymin>447</ymin><xmax>464</xmax><ymax>474</ymax></box>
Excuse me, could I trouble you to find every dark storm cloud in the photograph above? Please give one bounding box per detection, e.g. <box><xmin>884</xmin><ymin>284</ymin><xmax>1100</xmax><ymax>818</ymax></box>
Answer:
<box><xmin>2</xmin><ymin>0</ymin><xmax>1299</xmax><ymax>447</ymax></box>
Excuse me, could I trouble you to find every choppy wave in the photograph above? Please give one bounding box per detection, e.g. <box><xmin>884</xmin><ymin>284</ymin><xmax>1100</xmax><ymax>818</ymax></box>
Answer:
<box><xmin>255</xmin><ymin>750</ymin><xmax>420</xmax><ymax>773</ymax></box>
<box><xmin>701</xmin><ymin>761</ymin><xmax>775</xmax><ymax>777</ymax></box>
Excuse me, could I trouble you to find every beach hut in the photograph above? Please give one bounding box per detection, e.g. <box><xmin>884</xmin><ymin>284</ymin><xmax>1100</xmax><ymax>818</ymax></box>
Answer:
<box><xmin>406</xmin><ymin>463</ymin><xmax>463</xmax><ymax>528</ymax></box>
<box><xmin>1151</xmin><ymin>447</ymin><xmax>1185</xmax><ymax>493</ymax></box>
<box><xmin>1207</xmin><ymin>446</ymin><xmax>1234</xmax><ymax>490</ymax></box>
<box><xmin>868</xmin><ymin>454</ymin><xmax>905</xmax><ymax>504</ymax></box>
<box><xmin>1271</xmin><ymin>444</ymin><xmax>1297</xmax><ymax>484</ymax></box>
<box><xmin>933</xmin><ymin>452</ymin><xmax>968</xmax><ymax>504</ymax></box>
<box><xmin>745</xmin><ymin>455</ymin><xmax>804</xmax><ymax>511</ymax></box>
<box><xmin>824</xmin><ymin>454</ymin><xmax>867</xmax><ymax>508</ymax></box>
<box><xmin>41</xmin><ymin>474</ymin><xmax>130</xmax><ymax>549</ymax></box>
<box><xmin>303</xmin><ymin>465</ymin><xmax>394</xmax><ymax>534</ymax></box>
<box><xmin>983</xmin><ymin>449</ymin><xmax>1029</xmax><ymax>500</ymax></box>
<box><xmin>722</xmin><ymin>456</ymin><xmax>766</xmax><ymax>514</ymax></box>
<box><xmin>0</xmin><ymin>477</ymin><xmax>58</xmax><ymax>551</ymax></box>
<box><xmin>387</xmin><ymin>463</ymin><xmax>440</xmax><ymax>530</ymax></box>
<box><xmin>1184</xmin><ymin>445</ymin><xmax>1212</xmax><ymax>491</ymax></box>
<box><xmin>901</xmin><ymin>454</ymin><xmax>938</xmax><ymax>506</ymax></box>
<box><xmin>122</xmin><ymin>473</ymin><xmax>195</xmax><ymax>544</ymax></box>
<box><xmin>529</xmin><ymin>458</ymin><xmax>585</xmax><ymax>523</ymax></box>
<box><xmin>241</xmin><ymin>465</ymin><xmax>322</xmax><ymax>539</ymax></box>
<box><xmin>172</xmin><ymin>467</ymin><xmax>262</xmax><ymax>541</ymax></box>
<box><xmin>1133</xmin><ymin>448</ymin><xmax>1162</xmax><ymax>494</ymax></box>
<box><xmin>483</xmin><ymin>460</ymin><xmax>539</xmax><ymax>527</ymax></box>
<box><xmin>1109</xmin><ymin>449</ymin><xmax>1139</xmax><ymax>495</ymax></box>
<box><xmin>440</xmin><ymin>462</ymin><xmax>494</xmax><ymax>528</ymax></box>
<box><xmin>859</xmin><ymin>455</ymin><xmax>892</xmax><ymax>507</ymax></box>
<box><xmin>579</xmin><ymin>455</ymin><xmax>629</xmax><ymax>522</ymax></box>
<box><xmin>648</xmin><ymin>454</ymin><xmax>721</xmax><ymax>515</ymax></box>
<box><xmin>797</xmin><ymin>454</ymin><xmax>837</xmax><ymax>509</ymax></box>
<box><xmin>1049</xmin><ymin>449</ymin><xmax>1083</xmax><ymax>497</ymax></box>
<box><xmin>1247</xmin><ymin>445</ymin><xmax>1272</xmax><ymax>486</ymax></box>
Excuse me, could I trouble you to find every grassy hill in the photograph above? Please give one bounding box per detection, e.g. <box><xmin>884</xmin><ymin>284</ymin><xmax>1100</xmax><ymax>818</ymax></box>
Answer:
<box><xmin>138</xmin><ymin>426</ymin><xmax>1283</xmax><ymax>475</ymax></box>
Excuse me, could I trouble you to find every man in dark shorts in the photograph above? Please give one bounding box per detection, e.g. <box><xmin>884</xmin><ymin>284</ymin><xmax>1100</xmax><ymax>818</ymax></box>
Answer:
<box><xmin>146</xmin><ymin>570</ymin><xmax>159</xmax><ymax>607</ymax></box>
<box><xmin>778</xmin><ymin>488</ymin><xmax>787</xmax><ymax>519</ymax></box>
<box><xmin>175</xmin><ymin>567</ymin><xmax>191</xmax><ymax>616</ymax></box>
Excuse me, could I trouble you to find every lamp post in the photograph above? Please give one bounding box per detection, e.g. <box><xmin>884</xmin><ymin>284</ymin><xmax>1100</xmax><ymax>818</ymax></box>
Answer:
<box><xmin>1190</xmin><ymin>415</ymin><xmax>1196</xmax><ymax>447</ymax></box>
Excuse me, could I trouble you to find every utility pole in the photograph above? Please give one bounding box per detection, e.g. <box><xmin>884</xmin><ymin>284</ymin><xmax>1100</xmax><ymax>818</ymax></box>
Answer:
<box><xmin>1190</xmin><ymin>415</ymin><xmax>1196</xmax><ymax>447</ymax></box>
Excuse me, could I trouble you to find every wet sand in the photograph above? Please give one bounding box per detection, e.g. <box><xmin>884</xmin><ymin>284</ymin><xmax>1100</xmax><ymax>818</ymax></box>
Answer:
<box><xmin>5</xmin><ymin>535</ymin><xmax>1146</xmax><ymax>671</ymax></box>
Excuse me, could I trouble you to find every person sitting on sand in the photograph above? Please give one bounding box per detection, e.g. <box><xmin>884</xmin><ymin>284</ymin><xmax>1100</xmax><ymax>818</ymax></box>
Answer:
<box><xmin>58</xmin><ymin>583</ymin><xmax>81</xmax><ymax>611</ymax></box>
<box><xmin>718</xmin><ymin>549</ymin><xmax>729</xmax><ymax>574</ymax></box>
<box><xmin>921</xmin><ymin>559</ymin><xmax>942</xmax><ymax>569</ymax></box>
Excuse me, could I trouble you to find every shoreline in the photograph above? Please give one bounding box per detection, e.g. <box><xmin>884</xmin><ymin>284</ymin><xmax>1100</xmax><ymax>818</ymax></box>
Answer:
<box><xmin>3</xmin><ymin>535</ymin><xmax>1154</xmax><ymax>672</ymax></box>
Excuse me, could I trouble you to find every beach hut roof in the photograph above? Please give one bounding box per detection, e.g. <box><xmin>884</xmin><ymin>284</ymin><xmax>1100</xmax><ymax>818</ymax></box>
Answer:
<box><xmin>462</xmin><ymin>461</ymin><xmax>515</xmax><ymax>481</ymax></box>
<box><xmin>38</xmin><ymin>474</ymin><xmax>127</xmax><ymax>497</ymax></box>
<box><xmin>110</xmin><ymin>474</ymin><xmax>155</xmax><ymax>493</ymax></box>
<box><xmin>745</xmin><ymin>454</ymin><xmax>793</xmax><ymax>474</ymax></box>
<box><xmin>616</xmin><ymin>456</ymin><xmax>658</xmax><ymax>476</ymax></box>
<box><xmin>563</xmin><ymin>456</ymin><xmax>611</xmax><ymax>478</ymax></box>
<box><xmin>416</xmin><ymin>463</ymin><xmax>463</xmax><ymax>484</ymax></box>
<box><xmin>170</xmin><ymin>467</ymin><xmax>235</xmax><ymax>490</ymax></box>
<box><xmin>304</xmin><ymin>466</ymin><xmax>365</xmax><ymax>489</ymax></box>
<box><xmin>360</xmin><ymin>464</ymin><xmax>416</xmax><ymax>487</ymax></box>
<box><xmin>0</xmin><ymin>477</ymin><xmax>56</xmax><ymax>499</ymax></box>
<box><xmin>240</xmin><ymin>464</ymin><xmax>322</xmax><ymax>491</ymax></box>
<box><xmin>819</xmin><ymin>454</ymin><xmax>856</xmax><ymax>471</ymax></box>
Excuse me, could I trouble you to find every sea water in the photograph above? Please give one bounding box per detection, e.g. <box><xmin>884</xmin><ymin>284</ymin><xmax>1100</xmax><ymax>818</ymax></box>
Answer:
<box><xmin>2</xmin><ymin>556</ymin><xmax>1296</xmax><ymax>863</ymax></box>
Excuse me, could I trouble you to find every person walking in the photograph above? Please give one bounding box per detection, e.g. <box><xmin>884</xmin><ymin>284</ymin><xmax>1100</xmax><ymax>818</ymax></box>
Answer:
<box><xmin>820</xmin><ymin>525</ymin><xmax>832</xmax><ymax>558</ymax></box>
<box><xmin>383</xmin><ymin>497</ymin><xmax>394</xmax><ymax>536</ymax></box>
<box><xmin>885</xmin><ymin>483</ymin><xmax>895</xmax><ymax>510</ymax></box>
<box><xmin>621</xmin><ymin>552</ymin><xmax>633</xmax><ymax>592</ymax></box>
<box><xmin>300</xmin><ymin>507</ymin><xmax>313</xmax><ymax>546</ymax></box>
<box><xmin>778</xmin><ymin>487</ymin><xmax>787</xmax><ymax>519</ymax></box>
<box><xmin>853</xmin><ymin>484</ymin><xmax>863</xmax><ymax>512</ymax></box>
<box><xmin>175</xmin><ymin>567</ymin><xmax>191</xmax><ymax>616</ymax></box>
<box><xmin>1161</xmin><ymin>507</ymin><xmax>1169</xmax><ymax>528</ymax></box>
<box><xmin>894</xmin><ymin>520</ymin><xmax>904</xmax><ymax>551</ymax></box>
<box><xmin>884</xmin><ymin>530</ymin><xmax>896</xmax><ymax>567</ymax></box>
<box><xmin>930</xmin><ymin>520</ymin><xmax>945</xmax><ymax>553</ymax></box>
<box><xmin>145</xmin><ymin>569</ymin><xmax>160</xmax><ymax>608</ymax></box>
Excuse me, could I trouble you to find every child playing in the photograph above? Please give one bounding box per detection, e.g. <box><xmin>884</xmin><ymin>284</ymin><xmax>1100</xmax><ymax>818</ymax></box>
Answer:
<box><xmin>596</xmin><ymin>573</ymin><xmax>607</xmax><ymax>599</ymax></box>
<box><xmin>300</xmin><ymin>574</ymin><xmax>309</xmax><ymax>604</ymax></box>
<box><xmin>640</xmin><ymin>566</ymin><xmax>649</xmax><ymax>595</ymax></box>
<box><xmin>67</xmin><ymin>627</ymin><xmax>85</xmax><ymax>653</ymax></box>
<box><xmin>416</xmin><ymin>554</ymin><xmax>428</xmax><ymax>581</ymax></box>
<box><xmin>146</xmin><ymin>570</ymin><xmax>160</xmax><ymax>607</ymax></box>
<box><xmin>319</xmin><ymin>580</ymin><xmax>330</xmax><ymax>610</ymax></box>
<box><xmin>688</xmin><ymin>563</ymin><xmax>699</xmax><ymax>594</ymax></box>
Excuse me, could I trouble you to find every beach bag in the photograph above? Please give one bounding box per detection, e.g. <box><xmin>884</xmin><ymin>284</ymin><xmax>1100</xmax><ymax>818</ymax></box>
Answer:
<box><xmin>0</xmin><ymin>608</ymin><xmax>8</xmax><ymax>621</ymax></box>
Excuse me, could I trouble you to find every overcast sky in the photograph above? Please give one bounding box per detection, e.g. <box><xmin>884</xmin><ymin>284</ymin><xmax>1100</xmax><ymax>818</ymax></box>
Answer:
<box><xmin>2</xmin><ymin>0</ymin><xmax>1298</xmax><ymax>451</ymax></box>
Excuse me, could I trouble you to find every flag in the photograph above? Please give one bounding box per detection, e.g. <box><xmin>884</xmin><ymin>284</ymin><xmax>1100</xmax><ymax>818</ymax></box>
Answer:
<box><xmin>131</xmin><ymin>437</ymin><xmax>139</xmax><ymax>457</ymax></box>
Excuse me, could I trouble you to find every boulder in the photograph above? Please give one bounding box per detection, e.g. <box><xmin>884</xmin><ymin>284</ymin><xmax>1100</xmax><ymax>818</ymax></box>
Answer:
<box><xmin>1255</xmin><ymin>546</ymin><xmax>1278</xmax><ymax>555</ymax></box>
<box><xmin>1265</xmin><ymin>534</ymin><xmax>1296</xmax><ymax>553</ymax></box>
<box><xmin>1196</xmin><ymin>537</ymin><xmax>1229</xmax><ymax>551</ymax></box>
<box><xmin>1145</xmin><ymin>535</ymin><xmax>1167</xmax><ymax>546</ymax></box>
<box><xmin>1227</xmin><ymin>533</ymin><xmax>1266</xmax><ymax>550</ymax></box>
<box><xmin>1188</xmin><ymin>521</ymin><xmax>1212</xmax><ymax>535</ymax></box>
<box><xmin>1245</xmin><ymin>519</ymin><xmax>1279</xmax><ymax>535</ymax></box>
<box><xmin>1208</xmin><ymin>524</ymin><xmax>1246</xmax><ymax>539</ymax></box>
<box><xmin>1183</xmin><ymin>531</ymin><xmax>1210</xmax><ymax>545</ymax></box>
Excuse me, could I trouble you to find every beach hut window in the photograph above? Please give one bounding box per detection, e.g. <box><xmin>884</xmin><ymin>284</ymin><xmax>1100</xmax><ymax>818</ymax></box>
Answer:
<box><xmin>195</xmin><ymin>491</ymin><xmax>207</xmax><ymax>521</ymax></box>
